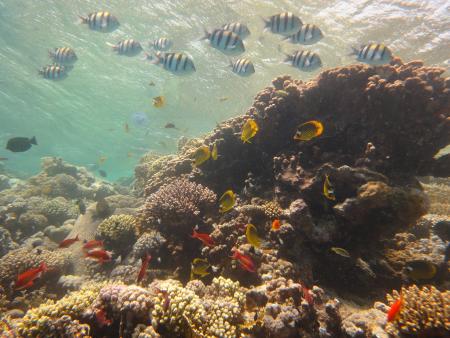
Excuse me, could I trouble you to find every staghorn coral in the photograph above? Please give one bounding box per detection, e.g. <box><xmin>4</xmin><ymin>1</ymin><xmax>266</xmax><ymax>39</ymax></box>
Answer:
<box><xmin>0</xmin><ymin>247</ymin><xmax>72</xmax><ymax>289</ymax></box>
<box><xmin>142</xmin><ymin>178</ymin><xmax>216</xmax><ymax>233</ymax></box>
<box><xmin>151</xmin><ymin>276</ymin><xmax>245</xmax><ymax>337</ymax></box>
<box><xmin>385</xmin><ymin>285</ymin><xmax>450</xmax><ymax>337</ymax></box>
<box><xmin>95</xmin><ymin>214</ymin><xmax>138</xmax><ymax>252</ymax></box>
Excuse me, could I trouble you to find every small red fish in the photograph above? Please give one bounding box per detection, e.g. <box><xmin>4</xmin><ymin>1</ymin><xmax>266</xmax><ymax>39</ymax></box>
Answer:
<box><xmin>95</xmin><ymin>308</ymin><xmax>112</xmax><ymax>327</ymax></box>
<box><xmin>137</xmin><ymin>253</ymin><xmax>152</xmax><ymax>283</ymax></box>
<box><xmin>301</xmin><ymin>285</ymin><xmax>314</xmax><ymax>306</ymax></box>
<box><xmin>14</xmin><ymin>262</ymin><xmax>48</xmax><ymax>290</ymax></box>
<box><xmin>191</xmin><ymin>229</ymin><xmax>215</xmax><ymax>247</ymax></box>
<box><xmin>59</xmin><ymin>234</ymin><xmax>80</xmax><ymax>248</ymax></box>
<box><xmin>387</xmin><ymin>295</ymin><xmax>403</xmax><ymax>322</ymax></box>
<box><xmin>231</xmin><ymin>249</ymin><xmax>256</xmax><ymax>272</ymax></box>
<box><xmin>82</xmin><ymin>239</ymin><xmax>104</xmax><ymax>251</ymax></box>
<box><xmin>271</xmin><ymin>219</ymin><xmax>281</xmax><ymax>231</ymax></box>
<box><xmin>85</xmin><ymin>248</ymin><xmax>112</xmax><ymax>264</ymax></box>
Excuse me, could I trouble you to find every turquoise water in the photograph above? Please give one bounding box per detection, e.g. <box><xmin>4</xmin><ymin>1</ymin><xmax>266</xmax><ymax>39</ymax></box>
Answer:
<box><xmin>1</xmin><ymin>0</ymin><xmax>448</xmax><ymax>180</ymax></box>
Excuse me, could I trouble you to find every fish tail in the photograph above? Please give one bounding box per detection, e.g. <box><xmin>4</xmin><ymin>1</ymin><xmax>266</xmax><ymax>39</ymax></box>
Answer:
<box><xmin>78</xmin><ymin>15</ymin><xmax>88</xmax><ymax>24</ymax></box>
<box><xmin>106</xmin><ymin>42</ymin><xmax>117</xmax><ymax>50</ymax></box>
<box><xmin>229</xmin><ymin>59</ymin><xmax>234</xmax><ymax>68</ymax></box>
<box><xmin>261</xmin><ymin>16</ymin><xmax>270</xmax><ymax>30</ymax></box>
<box><xmin>200</xmin><ymin>28</ymin><xmax>210</xmax><ymax>41</ymax></box>
<box><xmin>40</xmin><ymin>262</ymin><xmax>48</xmax><ymax>272</ymax></box>
<box><xmin>349</xmin><ymin>46</ymin><xmax>359</xmax><ymax>56</ymax></box>
<box><xmin>48</xmin><ymin>49</ymin><xmax>55</xmax><ymax>59</ymax></box>
<box><xmin>29</xmin><ymin>136</ymin><xmax>37</xmax><ymax>145</ymax></box>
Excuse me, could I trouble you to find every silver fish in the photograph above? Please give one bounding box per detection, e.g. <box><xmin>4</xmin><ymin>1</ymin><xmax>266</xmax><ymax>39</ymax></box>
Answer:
<box><xmin>48</xmin><ymin>47</ymin><xmax>77</xmax><ymax>64</ymax></box>
<box><xmin>152</xmin><ymin>37</ymin><xmax>173</xmax><ymax>51</ymax></box>
<box><xmin>351</xmin><ymin>43</ymin><xmax>393</xmax><ymax>65</ymax></box>
<box><xmin>148</xmin><ymin>51</ymin><xmax>196</xmax><ymax>75</ymax></box>
<box><xmin>79</xmin><ymin>11</ymin><xmax>119</xmax><ymax>32</ymax></box>
<box><xmin>264</xmin><ymin>12</ymin><xmax>302</xmax><ymax>36</ymax></box>
<box><xmin>230</xmin><ymin>58</ymin><xmax>255</xmax><ymax>76</ymax></box>
<box><xmin>284</xmin><ymin>24</ymin><xmax>323</xmax><ymax>45</ymax></box>
<box><xmin>108</xmin><ymin>39</ymin><xmax>142</xmax><ymax>56</ymax></box>
<box><xmin>284</xmin><ymin>50</ymin><xmax>322</xmax><ymax>71</ymax></box>
<box><xmin>39</xmin><ymin>64</ymin><xmax>67</xmax><ymax>80</ymax></box>
<box><xmin>222</xmin><ymin>22</ymin><xmax>250</xmax><ymax>39</ymax></box>
<box><xmin>203</xmin><ymin>29</ymin><xmax>245</xmax><ymax>54</ymax></box>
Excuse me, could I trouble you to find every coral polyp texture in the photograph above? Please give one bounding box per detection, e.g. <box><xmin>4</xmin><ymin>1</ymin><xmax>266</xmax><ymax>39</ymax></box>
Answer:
<box><xmin>142</xmin><ymin>178</ymin><xmax>216</xmax><ymax>232</ymax></box>
<box><xmin>385</xmin><ymin>285</ymin><xmax>450</xmax><ymax>337</ymax></box>
<box><xmin>95</xmin><ymin>214</ymin><xmax>138</xmax><ymax>250</ymax></box>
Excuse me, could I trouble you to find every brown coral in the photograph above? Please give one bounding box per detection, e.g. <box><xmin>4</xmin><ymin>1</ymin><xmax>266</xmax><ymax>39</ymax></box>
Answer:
<box><xmin>385</xmin><ymin>285</ymin><xmax>450</xmax><ymax>337</ymax></box>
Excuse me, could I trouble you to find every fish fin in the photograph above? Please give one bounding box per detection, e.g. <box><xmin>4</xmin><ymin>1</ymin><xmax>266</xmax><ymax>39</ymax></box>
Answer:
<box><xmin>229</xmin><ymin>59</ymin><xmax>234</xmax><ymax>68</ymax></box>
<box><xmin>261</xmin><ymin>16</ymin><xmax>270</xmax><ymax>30</ymax></box>
<box><xmin>281</xmin><ymin>35</ymin><xmax>291</xmax><ymax>42</ymax></box>
<box><xmin>16</xmin><ymin>280</ymin><xmax>34</xmax><ymax>290</ymax></box>
<box><xmin>40</xmin><ymin>262</ymin><xmax>48</xmax><ymax>272</ymax></box>
<box><xmin>48</xmin><ymin>49</ymin><xmax>55</xmax><ymax>59</ymax></box>
<box><xmin>29</xmin><ymin>136</ymin><xmax>37</xmax><ymax>145</ymax></box>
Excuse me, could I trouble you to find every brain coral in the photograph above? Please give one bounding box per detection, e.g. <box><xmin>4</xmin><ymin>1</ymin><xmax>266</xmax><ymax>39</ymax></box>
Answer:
<box><xmin>385</xmin><ymin>285</ymin><xmax>449</xmax><ymax>337</ymax></box>
<box><xmin>95</xmin><ymin>214</ymin><xmax>138</xmax><ymax>251</ymax></box>
<box><xmin>141</xmin><ymin>178</ymin><xmax>216</xmax><ymax>232</ymax></box>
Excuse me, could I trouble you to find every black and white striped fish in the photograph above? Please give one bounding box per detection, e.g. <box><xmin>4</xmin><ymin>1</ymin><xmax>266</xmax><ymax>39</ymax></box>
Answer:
<box><xmin>351</xmin><ymin>43</ymin><xmax>393</xmax><ymax>65</ymax></box>
<box><xmin>152</xmin><ymin>38</ymin><xmax>173</xmax><ymax>51</ymax></box>
<box><xmin>284</xmin><ymin>50</ymin><xmax>322</xmax><ymax>71</ymax></box>
<box><xmin>147</xmin><ymin>51</ymin><xmax>196</xmax><ymax>75</ymax></box>
<box><xmin>203</xmin><ymin>29</ymin><xmax>245</xmax><ymax>54</ymax></box>
<box><xmin>48</xmin><ymin>47</ymin><xmax>77</xmax><ymax>64</ymax></box>
<box><xmin>222</xmin><ymin>22</ymin><xmax>250</xmax><ymax>39</ymax></box>
<box><xmin>264</xmin><ymin>12</ymin><xmax>302</xmax><ymax>36</ymax></box>
<box><xmin>230</xmin><ymin>58</ymin><xmax>255</xmax><ymax>77</ymax></box>
<box><xmin>284</xmin><ymin>24</ymin><xmax>323</xmax><ymax>45</ymax></box>
<box><xmin>107</xmin><ymin>39</ymin><xmax>142</xmax><ymax>56</ymax></box>
<box><xmin>79</xmin><ymin>11</ymin><xmax>119</xmax><ymax>32</ymax></box>
<box><xmin>39</xmin><ymin>64</ymin><xmax>67</xmax><ymax>80</ymax></box>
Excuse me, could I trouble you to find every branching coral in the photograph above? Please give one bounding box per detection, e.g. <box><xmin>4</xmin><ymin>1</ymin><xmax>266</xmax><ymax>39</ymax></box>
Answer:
<box><xmin>385</xmin><ymin>285</ymin><xmax>449</xmax><ymax>337</ymax></box>
<box><xmin>142</xmin><ymin>178</ymin><xmax>216</xmax><ymax>233</ymax></box>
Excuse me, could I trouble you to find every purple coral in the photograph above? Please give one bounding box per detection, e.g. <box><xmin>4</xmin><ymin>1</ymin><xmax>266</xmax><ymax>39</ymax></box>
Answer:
<box><xmin>141</xmin><ymin>178</ymin><xmax>216</xmax><ymax>232</ymax></box>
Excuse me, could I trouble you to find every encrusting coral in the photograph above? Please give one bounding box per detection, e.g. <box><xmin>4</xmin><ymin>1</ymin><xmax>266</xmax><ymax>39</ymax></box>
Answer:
<box><xmin>385</xmin><ymin>285</ymin><xmax>449</xmax><ymax>337</ymax></box>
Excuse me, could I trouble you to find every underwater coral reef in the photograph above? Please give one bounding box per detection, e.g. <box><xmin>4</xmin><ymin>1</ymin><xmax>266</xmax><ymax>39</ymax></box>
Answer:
<box><xmin>1</xmin><ymin>60</ymin><xmax>449</xmax><ymax>337</ymax></box>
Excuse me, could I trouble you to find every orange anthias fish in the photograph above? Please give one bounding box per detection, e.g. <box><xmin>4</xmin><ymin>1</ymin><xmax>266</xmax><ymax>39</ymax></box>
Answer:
<box><xmin>271</xmin><ymin>219</ymin><xmax>281</xmax><ymax>231</ymax></box>
<box><xmin>95</xmin><ymin>308</ymin><xmax>112</xmax><ymax>327</ymax></box>
<box><xmin>191</xmin><ymin>229</ymin><xmax>215</xmax><ymax>247</ymax></box>
<box><xmin>137</xmin><ymin>253</ymin><xmax>152</xmax><ymax>283</ymax></box>
<box><xmin>59</xmin><ymin>234</ymin><xmax>80</xmax><ymax>248</ymax></box>
<box><xmin>387</xmin><ymin>295</ymin><xmax>403</xmax><ymax>322</ymax></box>
<box><xmin>231</xmin><ymin>249</ymin><xmax>256</xmax><ymax>272</ymax></box>
<box><xmin>301</xmin><ymin>284</ymin><xmax>314</xmax><ymax>306</ymax></box>
<box><xmin>83</xmin><ymin>240</ymin><xmax>104</xmax><ymax>251</ymax></box>
<box><xmin>14</xmin><ymin>262</ymin><xmax>48</xmax><ymax>290</ymax></box>
<box><xmin>85</xmin><ymin>248</ymin><xmax>112</xmax><ymax>264</ymax></box>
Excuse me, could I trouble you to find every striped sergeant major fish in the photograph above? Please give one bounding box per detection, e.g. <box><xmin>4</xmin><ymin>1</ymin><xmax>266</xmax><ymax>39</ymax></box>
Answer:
<box><xmin>152</xmin><ymin>37</ymin><xmax>173</xmax><ymax>51</ymax></box>
<box><xmin>48</xmin><ymin>47</ymin><xmax>77</xmax><ymax>64</ymax></box>
<box><xmin>147</xmin><ymin>51</ymin><xmax>196</xmax><ymax>75</ymax></box>
<box><xmin>263</xmin><ymin>12</ymin><xmax>302</xmax><ymax>36</ymax></box>
<box><xmin>284</xmin><ymin>24</ymin><xmax>323</xmax><ymax>45</ymax></box>
<box><xmin>107</xmin><ymin>39</ymin><xmax>142</xmax><ymax>56</ymax></box>
<box><xmin>38</xmin><ymin>64</ymin><xmax>67</xmax><ymax>80</ymax></box>
<box><xmin>230</xmin><ymin>58</ymin><xmax>255</xmax><ymax>77</ymax></box>
<box><xmin>284</xmin><ymin>50</ymin><xmax>322</xmax><ymax>72</ymax></box>
<box><xmin>351</xmin><ymin>43</ymin><xmax>393</xmax><ymax>65</ymax></box>
<box><xmin>202</xmin><ymin>29</ymin><xmax>245</xmax><ymax>55</ymax></box>
<box><xmin>79</xmin><ymin>11</ymin><xmax>119</xmax><ymax>32</ymax></box>
<box><xmin>222</xmin><ymin>22</ymin><xmax>251</xmax><ymax>39</ymax></box>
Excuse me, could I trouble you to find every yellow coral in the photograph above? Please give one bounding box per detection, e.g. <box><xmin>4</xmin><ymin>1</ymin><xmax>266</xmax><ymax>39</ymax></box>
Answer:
<box><xmin>95</xmin><ymin>214</ymin><xmax>138</xmax><ymax>248</ymax></box>
<box><xmin>386</xmin><ymin>285</ymin><xmax>450</xmax><ymax>336</ymax></box>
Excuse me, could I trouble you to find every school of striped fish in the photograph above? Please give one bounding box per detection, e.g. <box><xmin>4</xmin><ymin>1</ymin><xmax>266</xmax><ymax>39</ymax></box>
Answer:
<box><xmin>37</xmin><ymin>10</ymin><xmax>394</xmax><ymax>81</ymax></box>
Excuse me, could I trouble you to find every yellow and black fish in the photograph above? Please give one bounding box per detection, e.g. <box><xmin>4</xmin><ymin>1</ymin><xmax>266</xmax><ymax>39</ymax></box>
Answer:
<box><xmin>246</xmin><ymin>224</ymin><xmax>262</xmax><ymax>248</ymax></box>
<box><xmin>241</xmin><ymin>119</ymin><xmax>259</xmax><ymax>143</ymax></box>
<box><xmin>152</xmin><ymin>96</ymin><xmax>165</xmax><ymax>108</ymax></box>
<box><xmin>39</xmin><ymin>64</ymin><xmax>67</xmax><ymax>80</ymax></box>
<box><xmin>293</xmin><ymin>120</ymin><xmax>323</xmax><ymax>141</ymax></box>
<box><xmin>330</xmin><ymin>247</ymin><xmax>350</xmax><ymax>258</ymax></box>
<box><xmin>219</xmin><ymin>190</ymin><xmax>236</xmax><ymax>213</ymax></box>
<box><xmin>193</xmin><ymin>146</ymin><xmax>210</xmax><ymax>167</ymax></box>
<box><xmin>323</xmin><ymin>174</ymin><xmax>336</xmax><ymax>201</ymax></box>
<box><xmin>190</xmin><ymin>258</ymin><xmax>210</xmax><ymax>280</ymax></box>
<box><xmin>211</xmin><ymin>143</ymin><xmax>218</xmax><ymax>160</ymax></box>
<box><xmin>404</xmin><ymin>260</ymin><xmax>437</xmax><ymax>281</ymax></box>
<box><xmin>49</xmin><ymin>47</ymin><xmax>77</xmax><ymax>64</ymax></box>
<box><xmin>79</xmin><ymin>11</ymin><xmax>120</xmax><ymax>33</ymax></box>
